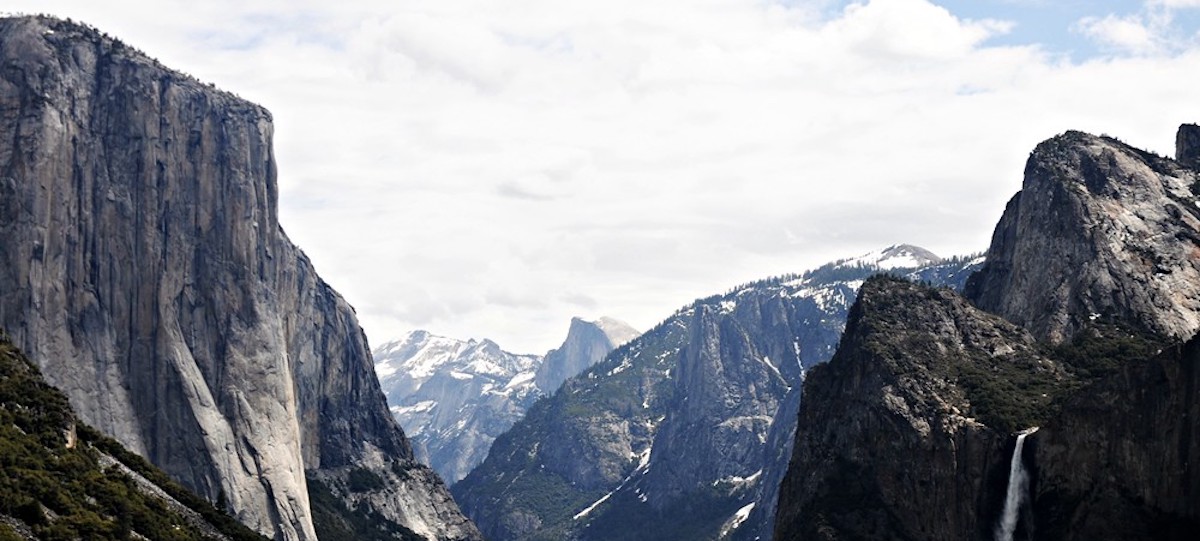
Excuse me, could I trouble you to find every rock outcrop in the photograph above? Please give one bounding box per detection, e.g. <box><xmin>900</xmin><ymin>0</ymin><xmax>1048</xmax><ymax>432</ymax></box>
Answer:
<box><xmin>1177</xmin><ymin>123</ymin><xmax>1200</xmax><ymax>169</ymax></box>
<box><xmin>535</xmin><ymin>317</ymin><xmax>640</xmax><ymax>395</ymax></box>
<box><xmin>0</xmin><ymin>16</ymin><xmax>480</xmax><ymax>541</ymax></box>
<box><xmin>773</xmin><ymin>277</ymin><xmax>1070</xmax><ymax>541</ymax></box>
<box><xmin>964</xmin><ymin>130</ymin><xmax>1200</xmax><ymax>344</ymax></box>
<box><xmin>452</xmin><ymin>247</ymin><xmax>980</xmax><ymax>541</ymax></box>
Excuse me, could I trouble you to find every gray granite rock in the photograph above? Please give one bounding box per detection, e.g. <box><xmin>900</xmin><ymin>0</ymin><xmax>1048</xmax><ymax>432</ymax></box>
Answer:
<box><xmin>965</xmin><ymin>130</ymin><xmax>1200</xmax><ymax>344</ymax></box>
<box><xmin>0</xmin><ymin>15</ymin><xmax>480</xmax><ymax>541</ymax></box>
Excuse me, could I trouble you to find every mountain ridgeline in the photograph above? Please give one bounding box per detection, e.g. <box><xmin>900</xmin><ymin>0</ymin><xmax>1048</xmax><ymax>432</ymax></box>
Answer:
<box><xmin>0</xmin><ymin>16</ymin><xmax>479</xmax><ymax>541</ymax></box>
<box><xmin>372</xmin><ymin>317</ymin><xmax>639</xmax><ymax>484</ymax></box>
<box><xmin>452</xmin><ymin>246</ymin><xmax>983</xmax><ymax>541</ymax></box>
<box><xmin>774</xmin><ymin>126</ymin><xmax>1200</xmax><ymax>540</ymax></box>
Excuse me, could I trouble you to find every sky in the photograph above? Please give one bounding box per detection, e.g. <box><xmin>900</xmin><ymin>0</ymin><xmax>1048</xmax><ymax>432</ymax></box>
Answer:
<box><xmin>7</xmin><ymin>0</ymin><xmax>1200</xmax><ymax>354</ymax></box>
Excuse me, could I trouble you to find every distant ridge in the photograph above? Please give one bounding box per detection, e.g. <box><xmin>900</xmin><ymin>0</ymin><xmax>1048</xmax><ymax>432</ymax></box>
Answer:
<box><xmin>452</xmin><ymin>245</ymin><xmax>983</xmax><ymax>541</ymax></box>
<box><xmin>373</xmin><ymin>316</ymin><xmax>640</xmax><ymax>483</ymax></box>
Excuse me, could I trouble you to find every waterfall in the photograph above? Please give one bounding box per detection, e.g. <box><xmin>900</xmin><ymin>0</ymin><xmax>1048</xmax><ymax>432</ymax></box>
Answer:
<box><xmin>995</xmin><ymin>427</ymin><xmax>1038</xmax><ymax>541</ymax></box>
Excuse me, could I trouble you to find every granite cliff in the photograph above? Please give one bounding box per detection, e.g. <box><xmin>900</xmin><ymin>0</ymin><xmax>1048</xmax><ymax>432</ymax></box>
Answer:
<box><xmin>0</xmin><ymin>332</ymin><xmax>272</xmax><ymax>541</ymax></box>
<box><xmin>965</xmin><ymin>129</ymin><xmax>1200</xmax><ymax>343</ymax></box>
<box><xmin>0</xmin><ymin>16</ymin><xmax>480</xmax><ymax>541</ymax></box>
<box><xmin>534</xmin><ymin>317</ymin><xmax>640</xmax><ymax>395</ymax></box>
<box><xmin>775</xmin><ymin>126</ymin><xmax>1200</xmax><ymax>540</ymax></box>
<box><xmin>773</xmin><ymin>277</ymin><xmax>1070</xmax><ymax>540</ymax></box>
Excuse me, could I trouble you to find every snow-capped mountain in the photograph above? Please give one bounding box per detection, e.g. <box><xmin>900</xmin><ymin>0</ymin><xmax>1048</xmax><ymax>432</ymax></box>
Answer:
<box><xmin>373</xmin><ymin>332</ymin><xmax>542</xmax><ymax>484</ymax></box>
<box><xmin>833</xmin><ymin>243</ymin><xmax>942</xmax><ymax>270</ymax></box>
<box><xmin>373</xmin><ymin>318</ymin><xmax>640</xmax><ymax>483</ymax></box>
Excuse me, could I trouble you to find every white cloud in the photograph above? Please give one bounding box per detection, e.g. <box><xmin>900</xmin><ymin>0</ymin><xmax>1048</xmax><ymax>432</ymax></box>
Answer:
<box><xmin>1075</xmin><ymin>13</ymin><xmax>1161</xmax><ymax>55</ymax></box>
<box><xmin>1149</xmin><ymin>0</ymin><xmax>1200</xmax><ymax>8</ymax></box>
<box><xmin>1075</xmin><ymin>0</ymin><xmax>1200</xmax><ymax>56</ymax></box>
<box><xmin>9</xmin><ymin>0</ymin><xmax>1200</xmax><ymax>352</ymax></box>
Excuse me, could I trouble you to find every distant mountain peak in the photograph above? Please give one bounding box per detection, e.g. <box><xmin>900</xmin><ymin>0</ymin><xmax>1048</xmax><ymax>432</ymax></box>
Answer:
<box><xmin>536</xmin><ymin>316</ymin><xmax>641</xmax><ymax>394</ymax></box>
<box><xmin>837</xmin><ymin>244</ymin><xmax>942</xmax><ymax>271</ymax></box>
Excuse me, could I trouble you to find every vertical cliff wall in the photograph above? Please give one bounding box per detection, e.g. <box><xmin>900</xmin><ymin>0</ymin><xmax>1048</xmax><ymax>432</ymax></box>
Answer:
<box><xmin>0</xmin><ymin>16</ymin><xmax>479</xmax><ymax>541</ymax></box>
<box><xmin>773</xmin><ymin>277</ymin><xmax>1069</xmax><ymax>541</ymax></box>
<box><xmin>964</xmin><ymin>131</ymin><xmax>1200</xmax><ymax>344</ymax></box>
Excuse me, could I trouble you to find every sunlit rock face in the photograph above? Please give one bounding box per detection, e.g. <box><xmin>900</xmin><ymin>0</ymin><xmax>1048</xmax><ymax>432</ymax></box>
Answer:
<box><xmin>0</xmin><ymin>16</ymin><xmax>480</xmax><ymax>541</ymax></box>
<box><xmin>965</xmin><ymin>130</ymin><xmax>1200</xmax><ymax>344</ymax></box>
<box><xmin>535</xmin><ymin>317</ymin><xmax>641</xmax><ymax>395</ymax></box>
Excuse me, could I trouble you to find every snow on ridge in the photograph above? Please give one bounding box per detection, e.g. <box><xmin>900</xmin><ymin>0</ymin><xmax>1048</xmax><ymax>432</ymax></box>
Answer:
<box><xmin>719</xmin><ymin>502</ymin><xmax>757</xmax><ymax>538</ymax></box>
<box><xmin>837</xmin><ymin>244</ymin><xmax>942</xmax><ymax>271</ymax></box>
<box><xmin>573</xmin><ymin>446</ymin><xmax>653</xmax><ymax>520</ymax></box>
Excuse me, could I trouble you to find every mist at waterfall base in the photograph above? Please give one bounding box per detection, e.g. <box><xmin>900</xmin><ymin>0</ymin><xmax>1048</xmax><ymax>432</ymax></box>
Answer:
<box><xmin>996</xmin><ymin>428</ymin><xmax>1038</xmax><ymax>541</ymax></box>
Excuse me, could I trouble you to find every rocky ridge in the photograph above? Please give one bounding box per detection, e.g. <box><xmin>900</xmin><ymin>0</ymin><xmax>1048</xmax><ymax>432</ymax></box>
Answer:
<box><xmin>452</xmin><ymin>245</ymin><xmax>982</xmax><ymax>541</ymax></box>
<box><xmin>0</xmin><ymin>16</ymin><xmax>479</xmax><ymax>541</ymax></box>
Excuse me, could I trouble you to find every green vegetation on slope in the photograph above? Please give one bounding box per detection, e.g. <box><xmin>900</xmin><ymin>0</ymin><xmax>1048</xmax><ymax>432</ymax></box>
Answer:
<box><xmin>850</xmin><ymin>277</ymin><xmax>1072</xmax><ymax>434</ymax></box>
<box><xmin>851</xmin><ymin>277</ymin><xmax>1173</xmax><ymax>434</ymax></box>
<box><xmin>0</xmin><ymin>332</ymin><xmax>269</xmax><ymax>541</ymax></box>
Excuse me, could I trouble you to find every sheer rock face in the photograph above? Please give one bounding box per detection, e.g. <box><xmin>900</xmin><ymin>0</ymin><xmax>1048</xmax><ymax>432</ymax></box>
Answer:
<box><xmin>0</xmin><ymin>16</ymin><xmax>479</xmax><ymax>541</ymax></box>
<box><xmin>1032</xmin><ymin>338</ymin><xmax>1200</xmax><ymax>540</ymax></box>
<box><xmin>1177</xmin><ymin>123</ymin><xmax>1200</xmax><ymax>169</ymax></box>
<box><xmin>774</xmin><ymin>277</ymin><xmax>1065</xmax><ymax>541</ymax></box>
<box><xmin>965</xmin><ymin>130</ymin><xmax>1200</xmax><ymax>344</ymax></box>
<box><xmin>535</xmin><ymin>317</ymin><xmax>640</xmax><ymax>395</ymax></box>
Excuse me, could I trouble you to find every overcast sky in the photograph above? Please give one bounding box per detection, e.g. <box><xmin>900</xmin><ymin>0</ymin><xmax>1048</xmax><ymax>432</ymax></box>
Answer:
<box><xmin>8</xmin><ymin>0</ymin><xmax>1200</xmax><ymax>353</ymax></box>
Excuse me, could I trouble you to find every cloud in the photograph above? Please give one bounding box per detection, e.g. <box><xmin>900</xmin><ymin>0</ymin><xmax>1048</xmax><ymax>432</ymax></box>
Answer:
<box><xmin>1074</xmin><ymin>0</ymin><xmax>1200</xmax><ymax>56</ymax></box>
<box><xmin>1075</xmin><ymin>13</ymin><xmax>1161</xmax><ymax>55</ymax></box>
<box><xmin>11</xmin><ymin>0</ymin><xmax>1200</xmax><ymax>352</ymax></box>
<box><xmin>1149</xmin><ymin>0</ymin><xmax>1200</xmax><ymax>8</ymax></box>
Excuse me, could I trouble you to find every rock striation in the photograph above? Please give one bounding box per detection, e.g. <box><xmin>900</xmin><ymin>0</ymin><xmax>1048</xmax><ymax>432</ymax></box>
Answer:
<box><xmin>0</xmin><ymin>333</ymin><xmax>273</xmax><ymax>541</ymax></box>
<box><xmin>965</xmin><ymin>130</ymin><xmax>1200</xmax><ymax>344</ymax></box>
<box><xmin>452</xmin><ymin>246</ymin><xmax>981</xmax><ymax>541</ymax></box>
<box><xmin>0</xmin><ymin>16</ymin><xmax>480</xmax><ymax>541</ymax></box>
